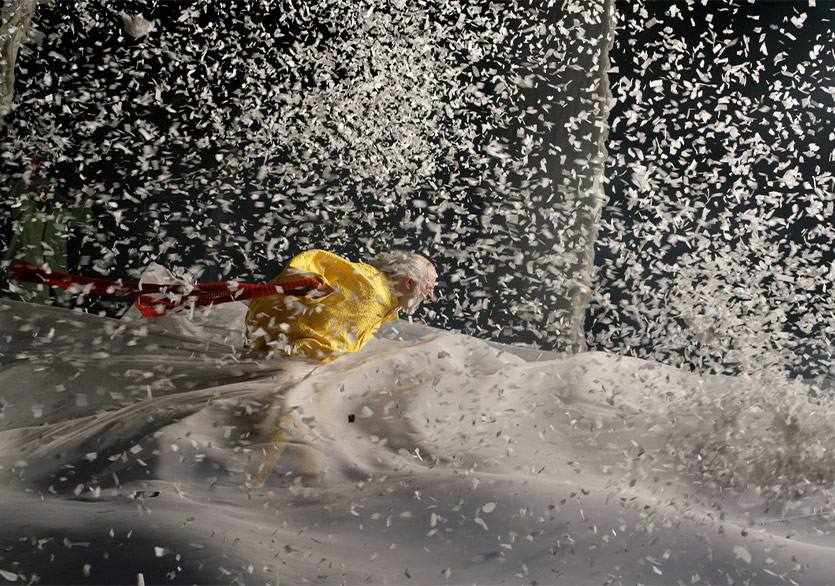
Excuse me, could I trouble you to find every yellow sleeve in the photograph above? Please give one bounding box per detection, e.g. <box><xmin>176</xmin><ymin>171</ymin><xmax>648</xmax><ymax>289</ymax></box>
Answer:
<box><xmin>279</xmin><ymin>249</ymin><xmax>331</xmax><ymax>287</ymax></box>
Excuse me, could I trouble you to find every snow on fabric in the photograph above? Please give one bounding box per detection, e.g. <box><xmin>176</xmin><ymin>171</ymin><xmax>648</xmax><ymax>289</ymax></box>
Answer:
<box><xmin>2</xmin><ymin>300</ymin><xmax>835</xmax><ymax>584</ymax></box>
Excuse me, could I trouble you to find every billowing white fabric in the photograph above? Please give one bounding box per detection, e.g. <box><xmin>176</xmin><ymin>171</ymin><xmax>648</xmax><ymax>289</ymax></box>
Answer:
<box><xmin>1</xmin><ymin>299</ymin><xmax>835</xmax><ymax>584</ymax></box>
<box><xmin>121</xmin><ymin>261</ymin><xmax>251</xmax><ymax>347</ymax></box>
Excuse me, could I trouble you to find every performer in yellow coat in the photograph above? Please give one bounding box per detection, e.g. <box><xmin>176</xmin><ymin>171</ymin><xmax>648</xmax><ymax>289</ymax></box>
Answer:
<box><xmin>248</xmin><ymin>250</ymin><xmax>398</xmax><ymax>362</ymax></box>
<box><xmin>243</xmin><ymin>249</ymin><xmax>436</xmax><ymax>487</ymax></box>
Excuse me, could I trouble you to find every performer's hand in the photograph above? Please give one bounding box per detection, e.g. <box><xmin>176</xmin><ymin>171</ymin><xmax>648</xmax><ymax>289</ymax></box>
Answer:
<box><xmin>306</xmin><ymin>282</ymin><xmax>334</xmax><ymax>298</ymax></box>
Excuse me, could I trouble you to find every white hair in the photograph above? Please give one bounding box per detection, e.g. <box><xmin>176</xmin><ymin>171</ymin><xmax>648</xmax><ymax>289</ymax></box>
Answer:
<box><xmin>367</xmin><ymin>251</ymin><xmax>431</xmax><ymax>282</ymax></box>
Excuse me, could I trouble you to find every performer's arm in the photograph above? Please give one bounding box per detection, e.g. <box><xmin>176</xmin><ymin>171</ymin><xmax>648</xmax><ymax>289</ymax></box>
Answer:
<box><xmin>282</xmin><ymin>251</ymin><xmax>335</xmax><ymax>298</ymax></box>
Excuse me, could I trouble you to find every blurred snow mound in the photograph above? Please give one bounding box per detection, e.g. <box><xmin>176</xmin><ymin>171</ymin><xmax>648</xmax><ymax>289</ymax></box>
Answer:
<box><xmin>2</xmin><ymin>299</ymin><xmax>835</xmax><ymax>583</ymax></box>
<box><xmin>3</xmin><ymin>297</ymin><xmax>834</xmax><ymax>504</ymax></box>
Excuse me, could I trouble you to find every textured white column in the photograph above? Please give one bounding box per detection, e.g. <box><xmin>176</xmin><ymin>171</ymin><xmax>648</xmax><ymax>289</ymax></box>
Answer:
<box><xmin>569</xmin><ymin>0</ymin><xmax>616</xmax><ymax>352</ymax></box>
<box><xmin>544</xmin><ymin>0</ymin><xmax>616</xmax><ymax>352</ymax></box>
<box><xmin>0</xmin><ymin>0</ymin><xmax>42</xmax><ymax>125</ymax></box>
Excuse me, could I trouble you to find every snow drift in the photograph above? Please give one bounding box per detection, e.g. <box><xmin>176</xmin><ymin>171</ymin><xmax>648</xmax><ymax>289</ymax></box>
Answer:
<box><xmin>2</xmin><ymin>299</ymin><xmax>835</xmax><ymax>585</ymax></box>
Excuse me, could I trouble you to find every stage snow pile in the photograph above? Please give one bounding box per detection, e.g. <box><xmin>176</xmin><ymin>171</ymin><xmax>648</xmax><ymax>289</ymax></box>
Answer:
<box><xmin>2</xmin><ymin>299</ymin><xmax>835</xmax><ymax>585</ymax></box>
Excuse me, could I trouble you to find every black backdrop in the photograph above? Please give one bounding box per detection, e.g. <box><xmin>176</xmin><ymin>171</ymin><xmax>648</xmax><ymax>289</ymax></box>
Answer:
<box><xmin>2</xmin><ymin>0</ymin><xmax>833</xmax><ymax>379</ymax></box>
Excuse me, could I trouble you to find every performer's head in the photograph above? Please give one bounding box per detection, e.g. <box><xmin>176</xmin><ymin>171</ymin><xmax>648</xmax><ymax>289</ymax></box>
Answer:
<box><xmin>368</xmin><ymin>250</ymin><xmax>436</xmax><ymax>315</ymax></box>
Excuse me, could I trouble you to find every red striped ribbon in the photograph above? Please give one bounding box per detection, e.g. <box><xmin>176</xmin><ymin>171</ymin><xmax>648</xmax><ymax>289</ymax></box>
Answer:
<box><xmin>10</xmin><ymin>260</ymin><xmax>321</xmax><ymax>317</ymax></box>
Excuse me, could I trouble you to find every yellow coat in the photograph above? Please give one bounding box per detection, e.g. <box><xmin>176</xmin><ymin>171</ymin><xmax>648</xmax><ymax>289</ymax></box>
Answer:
<box><xmin>245</xmin><ymin>250</ymin><xmax>400</xmax><ymax>363</ymax></box>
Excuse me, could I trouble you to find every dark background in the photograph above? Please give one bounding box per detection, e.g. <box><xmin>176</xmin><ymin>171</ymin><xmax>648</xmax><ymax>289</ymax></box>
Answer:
<box><xmin>2</xmin><ymin>0</ymin><xmax>833</xmax><ymax>380</ymax></box>
<box><xmin>2</xmin><ymin>0</ymin><xmax>610</xmax><ymax>349</ymax></box>
<box><xmin>592</xmin><ymin>1</ymin><xmax>834</xmax><ymax>380</ymax></box>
